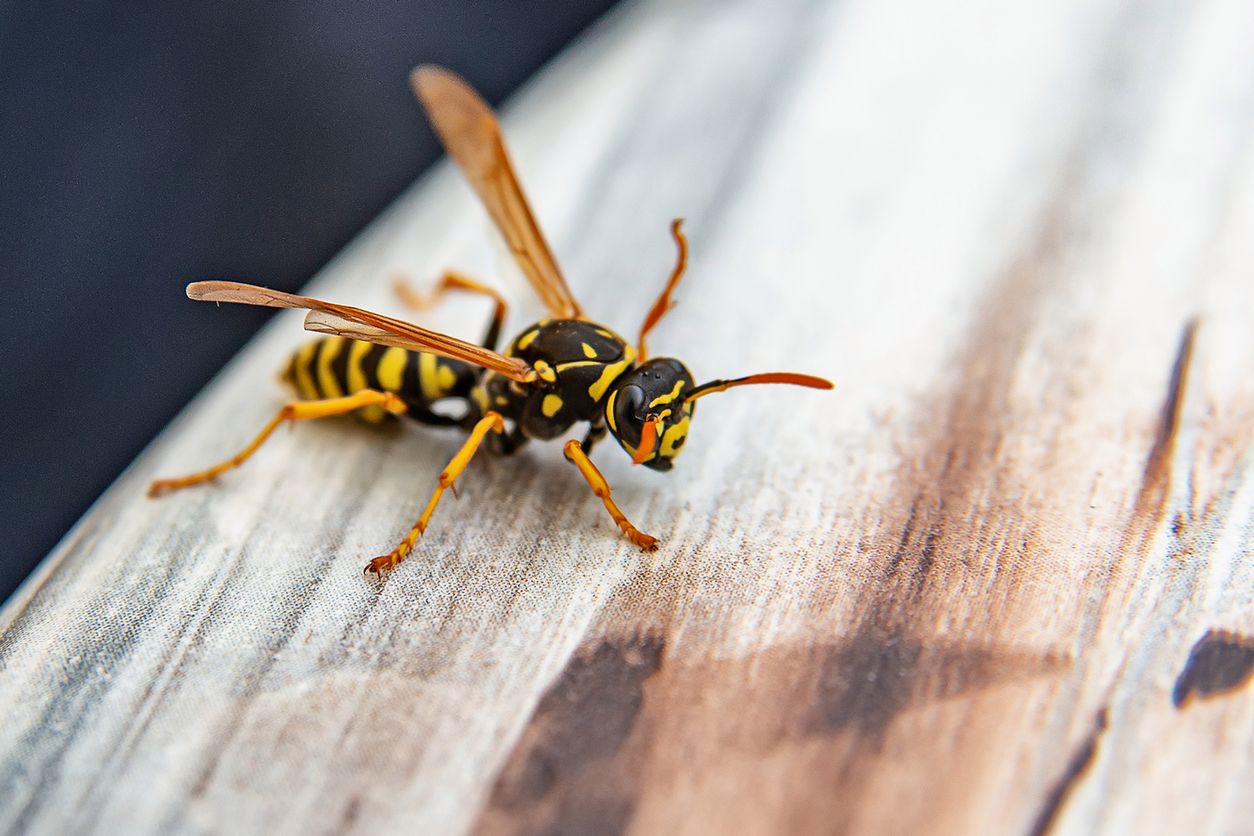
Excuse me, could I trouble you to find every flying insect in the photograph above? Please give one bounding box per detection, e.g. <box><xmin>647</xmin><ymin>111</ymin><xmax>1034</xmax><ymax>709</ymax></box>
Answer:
<box><xmin>149</xmin><ymin>65</ymin><xmax>833</xmax><ymax>574</ymax></box>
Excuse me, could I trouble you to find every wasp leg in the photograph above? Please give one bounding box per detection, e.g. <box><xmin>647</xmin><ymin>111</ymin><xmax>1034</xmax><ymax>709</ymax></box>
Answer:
<box><xmin>394</xmin><ymin>269</ymin><xmax>508</xmax><ymax>350</ymax></box>
<box><xmin>562</xmin><ymin>440</ymin><xmax>659</xmax><ymax>551</ymax></box>
<box><xmin>148</xmin><ymin>390</ymin><xmax>408</xmax><ymax>497</ymax></box>
<box><xmin>365</xmin><ymin>410</ymin><xmax>505</xmax><ymax>575</ymax></box>
<box><xmin>487</xmin><ymin>423</ymin><xmax>529</xmax><ymax>457</ymax></box>
<box><xmin>581</xmin><ymin>420</ymin><xmax>607</xmax><ymax>454</ymax></box>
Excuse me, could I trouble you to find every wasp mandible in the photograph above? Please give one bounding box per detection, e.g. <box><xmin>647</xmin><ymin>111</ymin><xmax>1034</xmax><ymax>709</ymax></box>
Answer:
<box><xmin>149</xmin><ymin>66</ymin><xmax>833</xmax><ymax>574</ymax></box>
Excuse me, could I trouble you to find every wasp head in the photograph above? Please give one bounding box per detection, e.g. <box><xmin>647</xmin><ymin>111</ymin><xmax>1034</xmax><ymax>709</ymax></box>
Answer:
<box><xmin>605</xmin><ymin>357</ymin><xmax>695</xmax><ymax>472</ymax></box>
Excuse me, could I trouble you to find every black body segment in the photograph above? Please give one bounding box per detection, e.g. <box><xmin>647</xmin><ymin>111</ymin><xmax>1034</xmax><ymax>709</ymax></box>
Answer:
<box><xmin>467</xmin><ymin>319</ymin><xmax>636</xmax><ymax>441</ymax></box>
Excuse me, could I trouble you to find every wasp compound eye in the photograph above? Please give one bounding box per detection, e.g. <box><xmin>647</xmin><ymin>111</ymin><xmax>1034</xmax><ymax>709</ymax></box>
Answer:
<box><xmin>613</xmin><ymin>384</ymin><xmax>647</xmax><ymax>440</ymax></box>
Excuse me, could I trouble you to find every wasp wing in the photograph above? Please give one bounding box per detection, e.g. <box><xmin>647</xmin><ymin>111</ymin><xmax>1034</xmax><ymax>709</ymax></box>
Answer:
<box><xmin>301</xmin><ymin>311</ymin><xmax>412</xmax><ymax>347</ymax></box>
<box><xmin>411</xmin><ymin>65</ymin><xmax>583</xmax><ymax>320</ymax></box>
<box><xmin>188</xmin><ymin>281</ymin><xmax>537</xmax><ymax>382</ymax></box>
<box><xmin>298</xmin><ymin>310</ymin><xmax>532</xmax><ymax>382</ymax></box>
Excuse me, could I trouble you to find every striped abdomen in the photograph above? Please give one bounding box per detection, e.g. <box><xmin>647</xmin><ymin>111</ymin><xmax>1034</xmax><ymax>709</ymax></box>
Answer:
<box><xmin>280</xmin><ymin>336</ymin><xmax>478</xmax><ymax>425</ymax></box>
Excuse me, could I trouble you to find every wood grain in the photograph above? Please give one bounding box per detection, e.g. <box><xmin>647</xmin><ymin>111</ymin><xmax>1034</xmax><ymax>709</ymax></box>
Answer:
<box><xmin>4</xmin><ymin>0</ymin><xmax>1254</xmax><ymax>833</ymax></box>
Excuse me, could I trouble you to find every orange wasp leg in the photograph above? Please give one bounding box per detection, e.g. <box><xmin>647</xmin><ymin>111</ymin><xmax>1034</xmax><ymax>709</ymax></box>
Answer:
<box><xmin>148</xmin><ymin>389</ymin><xmax>408</xmax><ymax>497</ymax></box>
<box><xmin>365</xmin><ymin>410</ymin><xmax>505</xmax><ymax>575</ymax></box>
<box><xmin>394</xmin><ymin>269</ymin><xmax>509</xmax><ymax>350</ymax></box>
<box><xmin>563</xmin><ymin>440</ymin><xmax>659</xmax><ymax>552</ymax></box>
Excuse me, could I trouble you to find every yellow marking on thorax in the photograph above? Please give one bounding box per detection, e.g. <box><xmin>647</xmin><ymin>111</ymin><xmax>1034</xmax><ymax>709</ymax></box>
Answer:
<box><xmin>660</xmin><ymin>415</ymin><xmax>691</xmax><ymax>457</ymax></box>
<box><xmin>542</xmin><ymin>394</ymin><xmax>563</xmax><ymax>418</ymax></box>
<box><xmin>516</xmin><ymin>329</ymin><xmax>540</xmax><ymax>351</ymax></box>
<box><xmin>554</xmin><ymin>360</ymin><xmax>600</xmax><ymax>372</ymax></box>
<box><xmin>347</xmin><ymin>339</ymin><xmax>373</xmax><ymax>393</ymax></box>
<box><xmin>649</xmin><ymin>380</ymin><xmax>686</xmax><ymax>408</ymax></box>
<box><xmin>588</xmin><ymin>345</ymin><xmax>636</xmax><ymax>402</ymax></box>
<box><xmin>419</xmin><ymin>352</ymin><xmax>441</xmax><ymax>401</ymax></box>
<box><xmin>316</xmin><ymin>337</ymin><xmax>346</xmax><ymax>398</ymax></box>
<box><xmin>534</xmin><ymin>359</ymin><xmax>557</xmax><ymax>383</ymax></box>
<box><xmin>581</xmin><ymin>342</ymin><xmax>597</xmax><ymax>359</ymax></box>
<box><xmin>293</xmin><ymin>341</ymin><xmax>320</xmax><ymax>399</ymax></box>
<box><xmin>377</xmin><ymin>347</ymin><xmax>408</xmax><ymax>391</ymax></box>
<box><xmin>594</xmin><ymin>328</ymin><xmax>615</xmax><ymax>339</ymax></box>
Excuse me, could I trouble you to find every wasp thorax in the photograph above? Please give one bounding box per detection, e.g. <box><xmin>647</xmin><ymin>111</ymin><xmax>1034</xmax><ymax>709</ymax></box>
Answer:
<box><xmin>606</xmin><ymin>357</ymin><xmax>695</xmax><ymax>471</ymax></box>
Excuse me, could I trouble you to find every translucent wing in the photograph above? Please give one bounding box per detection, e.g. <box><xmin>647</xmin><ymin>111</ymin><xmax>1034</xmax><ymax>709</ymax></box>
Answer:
<box><xmin>188</xmin><ymin>281</ymin><xmax>537</xmax><ymax>383</ymax></box>
<box><xmin>411</xmin><ymin>65</ymin><xmax>583</xmax><ymax>320</ymax></box>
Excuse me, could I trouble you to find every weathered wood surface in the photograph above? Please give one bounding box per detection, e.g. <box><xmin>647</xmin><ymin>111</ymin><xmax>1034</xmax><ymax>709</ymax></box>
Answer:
<box><xmin>4</xmin><ymin>0</ymin><xmax>1254</xmax><ymax>833</ymax></box>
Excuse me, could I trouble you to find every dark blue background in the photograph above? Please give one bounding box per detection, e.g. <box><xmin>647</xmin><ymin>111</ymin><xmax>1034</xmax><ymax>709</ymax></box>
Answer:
<box><xmin>0</xmin><ymin>2</ymin><xmax>620</xmax><ymax>602</ymax></box>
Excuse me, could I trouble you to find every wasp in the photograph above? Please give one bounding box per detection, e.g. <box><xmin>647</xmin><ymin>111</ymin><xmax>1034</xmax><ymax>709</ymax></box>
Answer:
<box><xmin>149</xmin><ymin>66</ymin><xmax>833</xmax><ymax>574</ymax></box>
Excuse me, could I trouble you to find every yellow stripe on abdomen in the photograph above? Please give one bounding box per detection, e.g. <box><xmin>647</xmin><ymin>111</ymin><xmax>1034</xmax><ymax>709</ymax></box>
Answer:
<box><xmin>419</xmin><ymin>352</ymin><xmax>440</xmax><ymax>402</ymax></box>
<box><xmin>376</xmin><ymin>346</ymin><xmax>408</xmax><ymax>392</ymax></box>
<box><xmin>292</xmin><ymin>340</ymin><xmax>320</xmax><ymax>400</ymax></box>
<box><xmin>347</xmin><ymin>339</ymin><xmax>372</xmax><ymax>394</ymax></box>
<box><xmin>351</xmin><ymin>339</ymin><xmax>392</xmax><ymax>423</ymax></box>
<box><xmin>316</xmin><ymin>337</ymin><xmax>345</xmax><ymax>398</ymax></box>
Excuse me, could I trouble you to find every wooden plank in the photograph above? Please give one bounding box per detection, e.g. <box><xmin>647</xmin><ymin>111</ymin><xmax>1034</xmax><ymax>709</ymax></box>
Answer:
<box><xmin>3</xmin><ymin>0</ymin><xmax>1254</xmax><ymax>833</ymax></box>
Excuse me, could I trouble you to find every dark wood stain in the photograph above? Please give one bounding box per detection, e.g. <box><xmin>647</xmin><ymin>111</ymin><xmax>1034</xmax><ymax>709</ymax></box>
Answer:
<box><xmin>336</xmin><ymin>796</ymin><xmax>362</xmax><ymax>832</ymax></box>
<box><xmin>1027</xmin><ymin>707</ymin><xmax>1109</xmax><ymax>836</ymax></box>
<box><xmin>477</xmin><ymin>622</ymin><xmax>1063</xmax><ymax>834</ymax></box>
<box><xmin>476</xmin><ymin>633</ymin><xmax>665</xmax><ymax>836</ymax></box>
<box><xmin>1172</xmin><ymin>630</ymin><xmax>1254</xmax><ymax>708</ymax></box>
<box><xmin>808</xmin><ymin>631</ymin><xmax>1065</xmax><ymax>743</ymax></box>
<box><xmin>811</xmin><ymin>625</ymin><xmax>926</xmax><ymax>741</ymax></box>
<box><xmin>1133</xmin><ymin>319</ymin><xmax>1198</xmax><ymax>528</ymax></box>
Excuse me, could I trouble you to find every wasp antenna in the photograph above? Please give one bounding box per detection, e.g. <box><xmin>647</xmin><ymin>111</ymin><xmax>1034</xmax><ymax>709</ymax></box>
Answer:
<box><xmin>684</xmin><ymin>372</ymin><xmax>834</xmax><ymax>403</ymax></box>
<box><xmin>636</xmin><ymin>219</ymin><xmax>688</xmax><ymax>361</ymax></box>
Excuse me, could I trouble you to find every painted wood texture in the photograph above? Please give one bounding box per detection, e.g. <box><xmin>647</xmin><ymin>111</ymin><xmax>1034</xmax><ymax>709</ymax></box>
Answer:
<box><xmin>3</xmin><ymin>0</ymin><xmax>1254</xmax><ymax>833</ymax></box>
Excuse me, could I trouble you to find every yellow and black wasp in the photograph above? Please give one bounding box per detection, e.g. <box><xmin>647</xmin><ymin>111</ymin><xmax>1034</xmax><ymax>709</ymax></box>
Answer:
<box><xmin>149</xmin><ymin>66</ymin><xmax>833</xmax><ymax>574</ymax></box>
